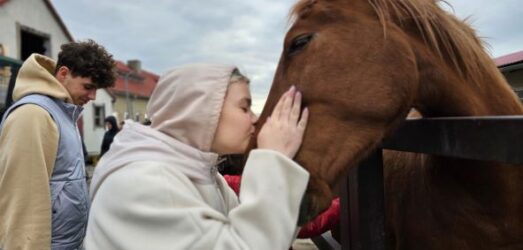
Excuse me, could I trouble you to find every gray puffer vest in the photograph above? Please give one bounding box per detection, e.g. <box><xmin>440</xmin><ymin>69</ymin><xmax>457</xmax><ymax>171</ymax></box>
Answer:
<box><xmin>0</xmin><ymin>94</ymin><xmax>89</xmax><ymax>250</ymax></box>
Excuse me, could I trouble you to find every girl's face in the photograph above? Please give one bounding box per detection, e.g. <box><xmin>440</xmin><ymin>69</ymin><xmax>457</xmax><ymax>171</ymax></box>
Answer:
<box><xmin>211</xmin><ymin>82</ymin><xmax>258</xmax><ymax>155</ymax></box>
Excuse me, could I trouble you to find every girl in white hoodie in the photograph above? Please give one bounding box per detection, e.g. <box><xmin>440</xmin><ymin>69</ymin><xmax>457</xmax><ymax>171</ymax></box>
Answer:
<box><xmin>86</xmin><ymin>64</ymin><xmax>309</xmax><ymax>250</ymax></box>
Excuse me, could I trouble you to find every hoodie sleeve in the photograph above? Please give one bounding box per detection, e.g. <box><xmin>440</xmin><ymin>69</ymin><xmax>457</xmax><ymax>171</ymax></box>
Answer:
<box><xmin>222</xmin><ymin>174</ymin><xmax>340</xmax><ymax>239</ymax></box>
<box><xmin>0</xmin><ymin>104</ymin><xmax>59</xmax><ymax>250</ymax></box>
<box><xmin>85</xmin><ymin>149</ymin><xmax>309</xmax><ymax>250</ymax></box>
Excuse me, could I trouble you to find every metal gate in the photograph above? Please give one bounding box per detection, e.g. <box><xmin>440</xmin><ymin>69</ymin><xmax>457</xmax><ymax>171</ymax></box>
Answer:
<box><xmin>313</xmin><ymin>116</ymin><xmax>523</xmax><ymax>250</ymax></box>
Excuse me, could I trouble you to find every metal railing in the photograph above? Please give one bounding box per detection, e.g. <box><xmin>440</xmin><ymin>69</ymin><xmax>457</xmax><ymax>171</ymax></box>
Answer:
<box><xmin>313</xmin><ymin>116</ymin><xmax>523</xmax><ymax>250</ymax></box>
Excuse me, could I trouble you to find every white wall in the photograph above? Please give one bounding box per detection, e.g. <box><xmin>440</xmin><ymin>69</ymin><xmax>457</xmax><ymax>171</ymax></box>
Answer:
<box><xmin>0</xmin><ymin>0</ymin><xmax>71</xmax><ymax>59</ymax></box>
<box><xmin>82</xmin><ymin>89</ymin><xmax>114</xmax><ymax>155</ymax></box>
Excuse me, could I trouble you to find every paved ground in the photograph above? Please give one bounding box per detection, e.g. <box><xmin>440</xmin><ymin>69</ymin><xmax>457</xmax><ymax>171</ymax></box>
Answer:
<box><xmin>293</xmin><ymin>239</ymin><xmax>319</xmax><ymax>250</ymax></box>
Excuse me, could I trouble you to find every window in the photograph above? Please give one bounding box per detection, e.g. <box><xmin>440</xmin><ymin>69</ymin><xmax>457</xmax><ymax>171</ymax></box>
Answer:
<box><xmin>19</xmin><ymin>26</ymin><xmax>51</xmax><ymax>60</ymax></box>
<box><xmin>93</xmin><ymin>104</ymin><xmax>105</xmax><ymax>128</ymax></box>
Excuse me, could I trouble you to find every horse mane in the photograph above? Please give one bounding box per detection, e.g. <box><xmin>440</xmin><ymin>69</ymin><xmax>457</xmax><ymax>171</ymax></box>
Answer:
<box><xmin>290</xmin><ymin>0</ymin><xmax>502</xmax><ymax>87</ymax></box>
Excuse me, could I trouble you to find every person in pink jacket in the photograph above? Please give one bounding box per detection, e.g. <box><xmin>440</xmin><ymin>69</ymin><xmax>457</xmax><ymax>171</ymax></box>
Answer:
<box><xmin>86</xmin><ymin>64</ymin><xmax>310</xmax><ymax>250</ymax></box>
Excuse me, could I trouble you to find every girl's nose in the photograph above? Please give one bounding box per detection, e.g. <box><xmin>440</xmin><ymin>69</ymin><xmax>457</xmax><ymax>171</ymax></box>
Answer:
<box><xmin>251</xmin><ymin>111</ymin><xmax>258</xmax><ymax>124</ymax></box>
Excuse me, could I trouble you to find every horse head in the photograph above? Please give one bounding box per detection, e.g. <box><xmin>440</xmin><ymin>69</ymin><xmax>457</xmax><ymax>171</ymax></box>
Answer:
<box><xmin>254</xmin><ymin>0</ymin><xmax>522</xmax><ymax>224</ymax></box>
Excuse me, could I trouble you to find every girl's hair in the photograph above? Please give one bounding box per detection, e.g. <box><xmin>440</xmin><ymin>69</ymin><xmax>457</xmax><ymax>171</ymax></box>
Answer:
<box><xmin>230</xmin><ymin>68</ymin><xmax>250</xmax><ymax>85</ymax></box>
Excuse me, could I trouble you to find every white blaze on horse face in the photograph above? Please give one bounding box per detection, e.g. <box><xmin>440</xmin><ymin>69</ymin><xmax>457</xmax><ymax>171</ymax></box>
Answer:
<box><xmin>211</xmin><ymin>82</ymin><xmax>257</xmax><ymax>155</ymax></box>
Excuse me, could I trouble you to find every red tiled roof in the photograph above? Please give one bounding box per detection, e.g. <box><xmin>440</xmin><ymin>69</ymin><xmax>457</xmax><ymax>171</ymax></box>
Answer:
<box><xmin>495</xmin><ymin>50</ymin><xmax>523</xmax><ymax>67</ymax></box>
<box><xmin>110</xmin><ymin>61</ymin><xmax>159</xmax><ymax>98</ymax></box>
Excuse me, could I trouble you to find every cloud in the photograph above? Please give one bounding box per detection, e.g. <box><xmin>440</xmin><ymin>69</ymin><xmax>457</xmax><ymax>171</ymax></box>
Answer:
<box><xmin>443</xmin><ymin>0</ymin><xmax>523</xmax><ymax>56</ymax></box>
<box><xmin>52</xmin><ymin>0</ymin><xmax>523</xmax><ymax>114</ymax></box>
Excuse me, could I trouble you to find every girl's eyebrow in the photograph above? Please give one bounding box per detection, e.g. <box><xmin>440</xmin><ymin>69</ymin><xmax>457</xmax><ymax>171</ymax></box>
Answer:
<box><xmin>240</xmin><ymin>97</ymin><xmax>252</xmax><ymax>107</ymax></box>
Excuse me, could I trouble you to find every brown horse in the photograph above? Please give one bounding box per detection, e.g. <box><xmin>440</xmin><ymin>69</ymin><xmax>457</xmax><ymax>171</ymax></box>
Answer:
<box><xmin>253</xmin><ymin>0</ymin><xmax>523</xmax><ymax>248</ymax></box>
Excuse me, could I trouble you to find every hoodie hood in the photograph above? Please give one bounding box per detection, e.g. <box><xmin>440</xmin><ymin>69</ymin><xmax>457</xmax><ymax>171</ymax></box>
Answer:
<box><xmin>147</xmin><ymin>63</ymin><xmax>236</xmax><ymax>152</ymax></box>
<box><xmin>90</xmin><ymin>120</ymin><xmax>221</xmax><ymax>199</ymax></box>
<box><xmin>13</xmin><ymin>54</ymin><xmax>72</xmax><ymax>103</ymax></box>
<box><xmin>90</xmin><ymin>63</ymin><xmax>237</xmax><ymax>199</ymax></box>
<box><xmin>104</xmin><ymin>116</ymin><xmax>119</xmax><ymax>133</ymax></box>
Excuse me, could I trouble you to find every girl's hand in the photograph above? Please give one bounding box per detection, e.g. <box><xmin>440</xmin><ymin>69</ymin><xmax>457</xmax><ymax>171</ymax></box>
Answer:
<box><xmin>257</xmin><ymin>85</ymin><xmax>309</xmax><ymax>158</ymax></box>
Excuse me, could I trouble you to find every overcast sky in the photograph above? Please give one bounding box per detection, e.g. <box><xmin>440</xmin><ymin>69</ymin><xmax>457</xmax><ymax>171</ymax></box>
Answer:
<box><xmin>52</xmin><ymin>0</ymin><xmax>523</xmax><ymax>113</ymax></box>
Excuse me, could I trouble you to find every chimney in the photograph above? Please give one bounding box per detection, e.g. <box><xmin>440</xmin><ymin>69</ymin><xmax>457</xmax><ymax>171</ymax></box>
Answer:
<box><xmin>127</xmin><ymin>60</ymin><xmax>141</xmax><ymax>73</ymax></box>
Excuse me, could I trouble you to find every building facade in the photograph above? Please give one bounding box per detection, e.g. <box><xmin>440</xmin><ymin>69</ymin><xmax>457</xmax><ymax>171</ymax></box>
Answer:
<box><xmin>82</xmin><ymin>89</ymin><xmax>115</xmax><ymax>156</ymax></box>
<box><xmin>110</xmin><ymin>60</ymin><xmax>159</xmax><ymax>124</ymax></box>
<box><xmin>0</xmin><ymin>0</ymin><xmax>73</xmax><ymax>61</ymax></box>
<box><xmin>0</xmin><ymin>0</ymin><xmax>73</xmax><ymax>112</ymax></box>
<box><xmin>82</xmin><ymin>61</ymin><xmax>158</xmax><ymax>158</ymax></box>
<box><xmin>495</xmin><ymin>50</ymin><xmax>523</xmax><ymax>101</ymax></box>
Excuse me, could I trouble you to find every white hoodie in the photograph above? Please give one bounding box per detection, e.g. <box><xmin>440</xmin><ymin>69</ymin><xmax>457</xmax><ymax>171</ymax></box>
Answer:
<box><xmin>85</xmin><ymin>64</ymin><xmax>309</xmax><ymax>250</ymax></box>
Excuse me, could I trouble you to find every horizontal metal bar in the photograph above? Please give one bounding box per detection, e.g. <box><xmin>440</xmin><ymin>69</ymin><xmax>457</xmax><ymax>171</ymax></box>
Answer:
<box><xmin>0</xmin><ymin>55</ymin><xmax>23</xmax><ymax>68</ymax></box>
<box><xmin>383</xmin><ymin>116</ymin><xmax>523</xmax><ymax>164</ymax></box>
<box><xmin>311</xmin><ymin>232</ymin><xmax>341</xmax><ymax>250</ymax></box>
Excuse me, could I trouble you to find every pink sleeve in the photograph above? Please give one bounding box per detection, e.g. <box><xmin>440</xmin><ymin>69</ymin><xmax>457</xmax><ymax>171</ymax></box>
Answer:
<box><xmin>223</xmin><ymin>174</ymin><xmax>241</xmax><ymax>195</ymax></box>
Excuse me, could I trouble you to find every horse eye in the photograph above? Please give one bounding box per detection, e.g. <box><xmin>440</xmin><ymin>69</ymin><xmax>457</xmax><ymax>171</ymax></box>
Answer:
<box><xmin>288</xmin><ymin>34</ymin><xmax>314</xmax><ymax>56</ymax></box>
